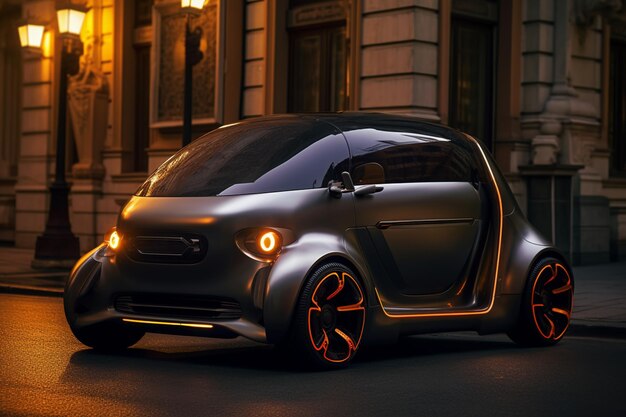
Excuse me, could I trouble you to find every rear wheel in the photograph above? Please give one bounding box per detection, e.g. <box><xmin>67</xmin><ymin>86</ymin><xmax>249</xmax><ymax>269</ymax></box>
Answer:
<box><xmin>508</xmin><ymin>257</ymin><xmax>574</xmax><ymax>346</ymax></box>
<box><xmin>289</xmin><ymin>263</ymin><xmax>366</xmax><ymax>369</ymax></box>
<box><xmin>70</xmin><ymin>322</ymin><xmax>145</xmax><ymax>352</ymax></box>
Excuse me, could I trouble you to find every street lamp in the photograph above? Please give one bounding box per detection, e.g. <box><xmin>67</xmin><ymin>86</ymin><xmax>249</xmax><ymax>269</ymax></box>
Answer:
<box><xmin>17</xmin><ymin>22</ymin><xmax>45</xmax><ymax>52</ymax></box>
<box><xmin>181</xmin><ymin>0</ymin><xmax>206</xmax><ymax>147</ymax></box>
<box><xmin>32</xmin><ymin>2</ymin><xmax>87</xmax><ymax>267</ymax></box>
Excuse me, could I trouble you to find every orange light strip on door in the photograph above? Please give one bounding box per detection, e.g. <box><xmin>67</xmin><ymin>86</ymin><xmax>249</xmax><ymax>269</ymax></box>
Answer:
<box><xmin>375</xmin><ymin>135</ymin><xmax>504</xmax><ymax>318</ymax></box>
<box><xmin>122</xmin><ymin>318</ymin><xmax>214</xmax><ymax>329</ymax></box>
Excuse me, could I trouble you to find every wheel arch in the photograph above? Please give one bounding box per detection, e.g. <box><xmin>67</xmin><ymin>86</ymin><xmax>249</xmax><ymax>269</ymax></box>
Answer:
<box><xmin>527</xmin><ymin>248</ymin><xmax>574</xmax><ymax>287</ymax></box>
<box><xmin>263</xmin><ymin>238</ymin><xmax>374</xmax><ymax>344</ymax></box>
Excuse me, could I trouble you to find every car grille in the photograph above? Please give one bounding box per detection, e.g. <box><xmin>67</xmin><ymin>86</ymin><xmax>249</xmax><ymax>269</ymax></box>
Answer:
<box><xmin>115</xmin><ymin>294</ymin><xmax>242</xmax><ymax>320</ymax></box>
<box><xmin>125</xmin><ymin>233</ymin><xmax>207</xmax><ymax>264</ymax></box>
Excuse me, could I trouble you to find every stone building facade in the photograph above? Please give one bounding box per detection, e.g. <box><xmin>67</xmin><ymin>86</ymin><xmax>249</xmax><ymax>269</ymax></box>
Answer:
<box><xmin>0</xmin><ymin>0</ymin><xmax>625</xmax><ymax>264</ymax></box>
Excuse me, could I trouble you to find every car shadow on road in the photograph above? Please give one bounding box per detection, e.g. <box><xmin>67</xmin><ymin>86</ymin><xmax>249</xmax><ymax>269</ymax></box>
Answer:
<box><xmin>355</xmin><ymin>333</ymin><xmax>518</xmax><ymax>364</ymax></box>
<box><xmin>64</xmin><ymin>332</ymin><xmax>519</xmax><ymax>375</ymax></box>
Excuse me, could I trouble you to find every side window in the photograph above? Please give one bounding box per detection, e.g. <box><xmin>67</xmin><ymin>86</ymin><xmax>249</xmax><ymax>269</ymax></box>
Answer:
<box><xmin>348</xmin><ymin>129</ymin><xmax>475</xmax><ymax>184</ymax></box>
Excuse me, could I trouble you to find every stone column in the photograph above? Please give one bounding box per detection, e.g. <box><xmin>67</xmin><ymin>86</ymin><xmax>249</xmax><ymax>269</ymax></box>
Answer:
<box><xmin>523</xmin><ymin>0</ymin><xmax>613</xmax><ymax>264</ymax></box>
<box><xmin>14</xmin><ymin>0</ymin><xmax>57</xmax><ymax>248</ymax></box>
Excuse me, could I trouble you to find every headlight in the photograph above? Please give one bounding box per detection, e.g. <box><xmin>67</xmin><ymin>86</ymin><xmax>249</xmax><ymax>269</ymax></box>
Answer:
<box><xmin>258</xmin><ymin>230</ymin><xmax>280</xmax><ymax>254</ymax></box>
<box><xmin>235</xmin><ymin>227</ymin><xmax>290</xmax><ymax>262</ymax></box>
<box><xmin>104</xmin><ymin>227</ymin><xmax>122</xmax><ymax>251</ymax></box>
<box><xmin>109</xmin><ymin>230</ymin><xmax>121</xmax><ymax>250</ymax></box>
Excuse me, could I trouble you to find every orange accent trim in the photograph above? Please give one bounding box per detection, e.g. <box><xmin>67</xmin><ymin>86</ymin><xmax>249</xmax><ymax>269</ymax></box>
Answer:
<box><xmin>544</xmin><ymin>265</ymin><xmax>558</xmax><ymax>286</ymax></box>
<box><xmin>530</xmin><ymin>263</ymin><xmax>573</xmax><ymax>340</ymax></box>
<box><xmin>306</xmin><ymin>271</ymin><xmax>365</xmax><ymax>363</ymax></box>
<box><xmin>334</xmin><ymin>328</ymin><xmax>356</xmax><ymax>352</ymax></box>
<box><xmin>552</xmin><ymin>284</ymin><xmax>572</xmax><ymax>295</ymax></box>
<box><xmin>326</xmin><ymin>273</ymin><xmax>345</xmax><ymax>301</ymax></box>
<box><xmin>337</xmin><ymin>302</ymin><xmax>365</xmax><ymax>312</ymax></box>
<box><xmin>552</xmin><ymin>307</ymin><xmax>571</xmax><ymax>319</ymax></box>
<box><xmin>543</xmin><ymin>314</ymin><xmax>556</xmax><ymax>338</ymax></box>
<box><xmin>122</xmin><ymin>318</ymin><xmax>214</xmax><ymax>329</ymax></box>
<box><xmin>374</xmin><ymin>135</ymin><xmax>504</xmax><ymax>318</ymax></box>
<box><xmin>531</xmin><ymin>265</ymin><xmax>554</xmax><ymax>339</ymax></box>
<box><xmin>455</xmin><ymin>277</ymin><xmax>469</xmax><ymax>296</ymax></box>
<box><xmin>307</xmin><ymin>304</ymin><xmax>325</xmax><ymax>351</ymax></box>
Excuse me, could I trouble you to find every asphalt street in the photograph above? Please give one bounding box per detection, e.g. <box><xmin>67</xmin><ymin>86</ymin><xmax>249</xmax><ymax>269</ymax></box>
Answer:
<box><xmin>1</xmin><ymin>293</ymin><xmax>625</xmax><ymax>417</ymax></box>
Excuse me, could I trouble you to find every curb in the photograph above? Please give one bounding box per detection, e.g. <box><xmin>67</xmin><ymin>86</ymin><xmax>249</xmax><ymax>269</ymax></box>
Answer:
<box><xmin>0</xmin><ymin>284</ymin><xmax>63</xmax><ymax>298</ymax></box>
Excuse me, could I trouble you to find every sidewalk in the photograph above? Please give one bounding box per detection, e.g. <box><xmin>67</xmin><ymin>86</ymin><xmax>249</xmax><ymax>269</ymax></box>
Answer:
<box><xmin>0</xmin><ymin>246</ymin><xmax>624</xmax><ymax>336</ymax></box>
<box><xmin>0</xmin><ymin>247</ymin><xmax>69</xmax><ymax>296</ymax></box>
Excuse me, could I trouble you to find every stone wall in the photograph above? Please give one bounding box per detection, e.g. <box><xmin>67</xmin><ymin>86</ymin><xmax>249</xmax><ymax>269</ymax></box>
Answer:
<box><xmin>360</xmin><ymin>0</ymin><xmax>440</xmax><ymax>120</ymax></box>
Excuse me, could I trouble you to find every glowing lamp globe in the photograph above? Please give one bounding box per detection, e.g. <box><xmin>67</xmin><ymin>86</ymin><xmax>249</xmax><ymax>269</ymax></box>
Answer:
<box><xmin>56</xmin><ymin>4</ymin><xmax>87</xmax><ymax>36</ymax></box>
<box><xmin>18</xmin><ymin>23</ymin><xmax>45</xmax><ymax>49</ymax></box>
<box><xmin>181</xmin><ymin>0</ymin><xmax>207</xmax><ymax>13</ymax></box>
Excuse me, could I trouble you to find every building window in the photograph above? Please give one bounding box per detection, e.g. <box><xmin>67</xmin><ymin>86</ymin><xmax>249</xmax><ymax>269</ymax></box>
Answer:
<box><xmin>609</xmin><ymin>39</ymin><xmax>626</xmax><ymax>175</ymax></box>
<box><xmin>449</xmin><ymin>0</ymin><xmax>498</xmax><ymax>151</ymax></box>
<box><xmin>287</xmin><ymin>0</ymin><xmax>348</xmax><ymax>113</ymax></box>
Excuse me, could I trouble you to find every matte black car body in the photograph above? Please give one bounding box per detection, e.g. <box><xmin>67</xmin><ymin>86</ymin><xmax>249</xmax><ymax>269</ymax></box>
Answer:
<box><xmin>65</xmin><ymin>113</ymin><xmax>574</xmax><ymax>368</ymax></box>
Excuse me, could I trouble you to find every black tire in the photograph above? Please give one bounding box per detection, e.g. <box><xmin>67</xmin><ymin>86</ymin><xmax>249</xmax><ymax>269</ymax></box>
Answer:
<box><xmin>508</xmin><ymin>257</ymin><xmax>574</xmax><ymax>347</ymax></box>
<box><xmin>70</xmin><ymin>322</ymin><xmax>145</xmax><ymax>352</ymax></box>
<box><xmin>288</xmin><ymin>262</ymin><xmax>366</xmax><ymax>370</ymax></box>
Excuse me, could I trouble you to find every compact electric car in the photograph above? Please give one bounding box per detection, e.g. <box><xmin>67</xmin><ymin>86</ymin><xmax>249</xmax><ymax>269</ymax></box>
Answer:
<box><xmin>64</xmin><ymin>113</ymin><xmax>574</xmax><ymax>368</ymax></box>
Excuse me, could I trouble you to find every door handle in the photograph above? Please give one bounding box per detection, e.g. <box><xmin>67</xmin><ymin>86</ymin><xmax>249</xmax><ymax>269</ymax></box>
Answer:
<box><xmin>354</xmin><ymin>184</ymin><xmax>384</xmax><ymax>197</ymax></box>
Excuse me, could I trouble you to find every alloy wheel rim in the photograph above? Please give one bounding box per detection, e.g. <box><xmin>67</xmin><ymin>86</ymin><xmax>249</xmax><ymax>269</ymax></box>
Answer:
<box><xmin>307</xmin><ymin>271</ymin><xmax>365</xmax><ymax>363</ymax></box>
<box><xmin>531</xmin><ymin>263</ymin><xmax>573</xmax><ymax>340</ymax></box>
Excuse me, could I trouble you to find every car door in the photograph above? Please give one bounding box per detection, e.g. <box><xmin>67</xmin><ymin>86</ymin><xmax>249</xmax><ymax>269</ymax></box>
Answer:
<box><xmin>344</xmin><ymin>125</ymin><xmax>483</xmax><ymax>298</ymax></box>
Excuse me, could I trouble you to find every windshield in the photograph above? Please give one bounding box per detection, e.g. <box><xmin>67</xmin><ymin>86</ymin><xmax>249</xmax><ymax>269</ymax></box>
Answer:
<box><xmin>135</xmin><ymin>118</ymin><xmax>350</xmax><ymax>197</ymax></box>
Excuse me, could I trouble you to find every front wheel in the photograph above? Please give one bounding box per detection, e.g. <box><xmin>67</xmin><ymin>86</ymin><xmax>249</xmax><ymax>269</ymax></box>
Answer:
<box><xmin>288</xmin><ymin>263</ymin><xmax>366</xmax><ymax>369</ymax></box>
<box><xmin>508</xmin><ymin>257</ymin><xmax>574</xmax><ymax>347</ymax></box>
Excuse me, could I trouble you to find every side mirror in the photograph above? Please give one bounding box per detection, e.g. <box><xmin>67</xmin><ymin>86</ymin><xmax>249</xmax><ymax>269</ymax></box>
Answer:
<box><xmin>328</xmin><ymin>171</ymin><xmax>355</xmax><ymax>198</ymax></box>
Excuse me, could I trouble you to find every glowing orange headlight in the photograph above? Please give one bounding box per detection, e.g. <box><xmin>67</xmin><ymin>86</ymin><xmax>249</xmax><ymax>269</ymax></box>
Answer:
<box><xmin>104</xmin><ymin>227</ymin><xmax>122</xmax><ymax>251</ymax></box>
<box><xmin>109</xmin><ymin>230</ymin><xmax>121</xmax><ymax>250</ymax></box>
<box><xmin>235</xmin><ymin>228</ymin><xmax>286</xmax><ymax>262</ymax></box>
<box><xmin>258</xmin><ymin>230</ymin><xmax>281</xmax><ymax>254</ymax></box>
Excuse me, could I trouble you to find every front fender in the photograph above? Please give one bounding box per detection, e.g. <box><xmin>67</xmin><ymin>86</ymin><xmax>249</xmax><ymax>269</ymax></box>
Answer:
<box><xmin>263</xmin><ymin>232</ymin><xmax>364</xmax><ymax>344</ymax></box>
<box><xmin>64</xmin><ymin>244</ymin><xmax>106</xmax><ymax>328</ymax></box>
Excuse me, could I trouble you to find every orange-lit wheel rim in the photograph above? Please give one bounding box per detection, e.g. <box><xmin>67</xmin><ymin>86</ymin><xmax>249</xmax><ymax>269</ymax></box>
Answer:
<box><xmin>307</xmin><ymin>272</ymin><xmax>365</xmax><ymax>363</ymax></box>
<box><xmin>531</xmin><ymin>263</ymin><xmax>574</xmax><ymax>341</ymax></box>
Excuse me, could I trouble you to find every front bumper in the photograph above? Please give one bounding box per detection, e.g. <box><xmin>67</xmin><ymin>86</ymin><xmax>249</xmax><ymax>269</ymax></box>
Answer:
<box><xmin>64</xmin><ymin>244</ymin><xmax>271</xmax><ymax>343</ymax></box>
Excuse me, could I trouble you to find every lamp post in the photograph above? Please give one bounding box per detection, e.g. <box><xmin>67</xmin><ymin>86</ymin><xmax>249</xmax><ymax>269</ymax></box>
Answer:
<box><xmin>181</xmin><ymin>0</ymin><xmax>205</xmax><ymax>147</ymax></box>
<box><xmin>31</xmin><ymin>2</ymin><xmax>87</xmax><ymax>267</ymax></box>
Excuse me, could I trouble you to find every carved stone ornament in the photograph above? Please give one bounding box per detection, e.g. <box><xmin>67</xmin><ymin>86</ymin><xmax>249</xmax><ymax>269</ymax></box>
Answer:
<box><xmin>572</xmin><ymin>0</ymin><xmax>622</xmax><ymax>42</ymax></box>
<box><xmin>67</xmin><ymin>44</ymin><xmax>109</xmax><ymax>179</ymax></box>
<box><xmin>572</xmin><ymin>0</ymin><xmax>622</xmax><ymax>27</ymax></box>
